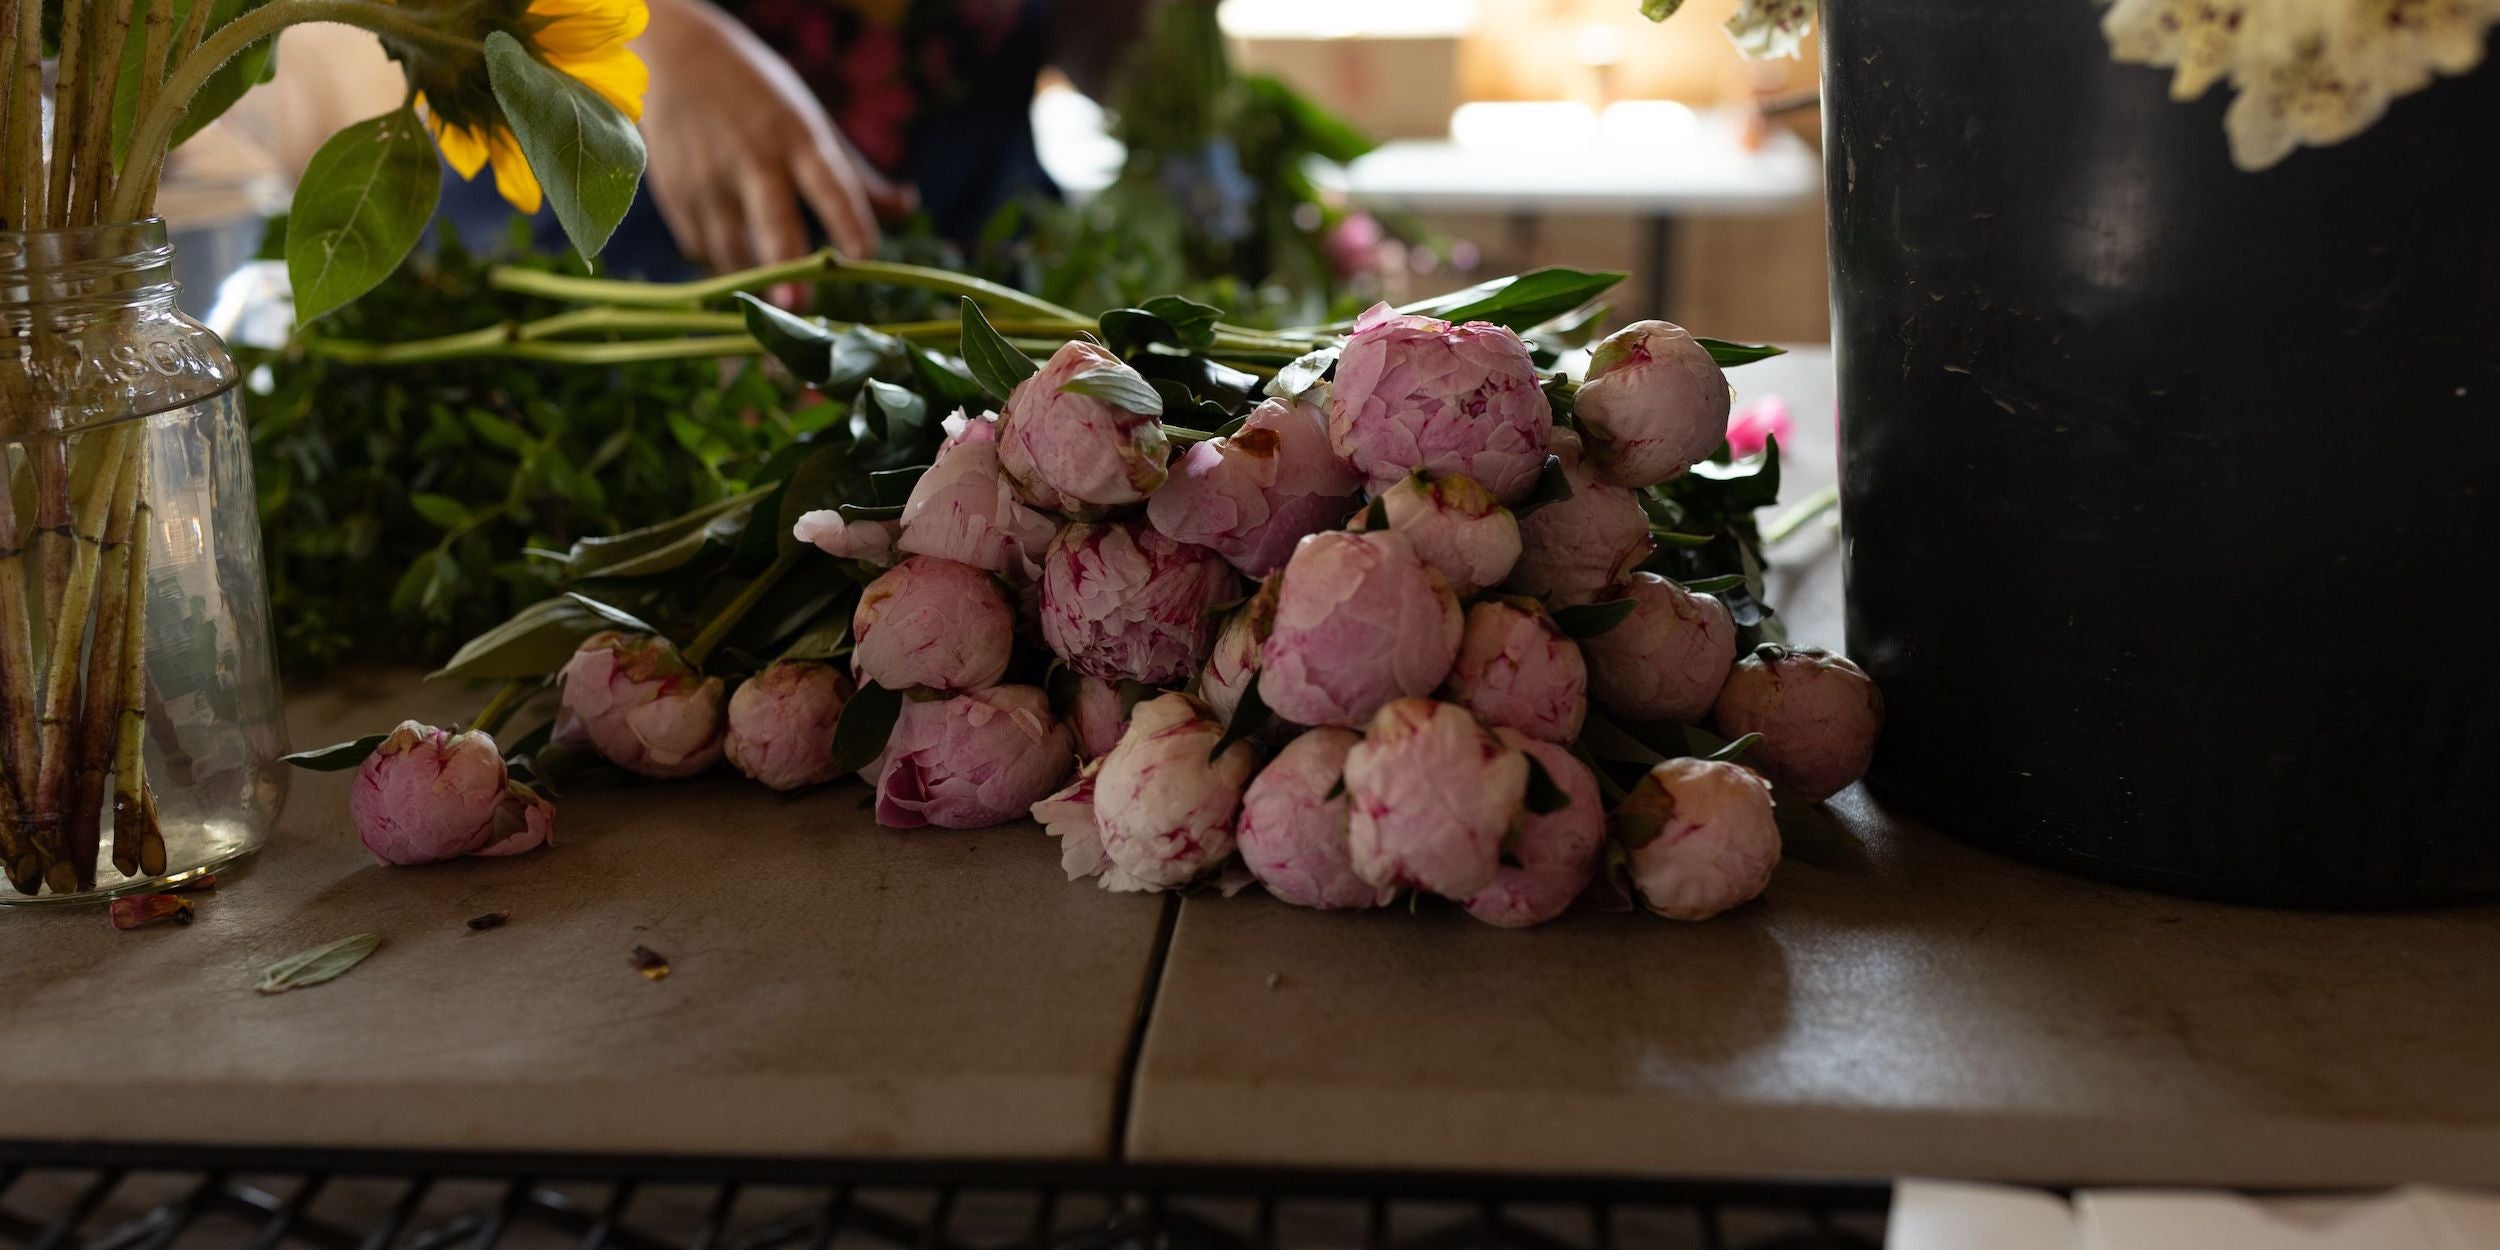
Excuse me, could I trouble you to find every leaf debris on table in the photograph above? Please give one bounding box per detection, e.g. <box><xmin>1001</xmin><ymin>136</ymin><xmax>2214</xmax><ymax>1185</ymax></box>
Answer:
<box><xmin>257</xmin><ymin>934</ymin><xmax>383</xmax><ymax>994</ymax></box>
<box><xmin>466</xmin><ymin>912</ymin><xmax>510</xmax><ymax>932</ymax></box>
<box><xmin>110</xmin><ymin>895</ymin><xmax>194</xmax><ymax>931</ymax></box>
<box><xmin>630</xmin><ymin>945</ymin><xmax>671</xmax><ymax>981</ymax></box>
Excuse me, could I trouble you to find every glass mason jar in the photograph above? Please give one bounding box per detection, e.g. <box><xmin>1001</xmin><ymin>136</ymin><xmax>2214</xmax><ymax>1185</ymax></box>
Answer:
<box><xmin>1</xmin><ymin>220</ymin><xmax>286</xmax><ymax>905</ymax></box>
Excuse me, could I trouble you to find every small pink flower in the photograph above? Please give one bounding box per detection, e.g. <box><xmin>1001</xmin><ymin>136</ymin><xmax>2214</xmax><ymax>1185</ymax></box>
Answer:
<box><xmin>473</xmin><ymin>781</ymin><xmax>557</xmax><ymax>858</ymax></box>
<box><xmin>1060</xmin><ymin>673</ymin><xmax>1131</xmax><ymax>760</ymax></box>
<box><xmin>1616</xmin><ymin>757</ymin><xmax>1780</xmax><ymax>921</ymax></box>
<box><xmin>1579</xmin><ymin>573</ymin><xmax>1737</xmax><ymax>724</ymax></box>
<box><xmin>872</xmin><ymin>685</ymin><xmax>1075</xmax><ymax>830</ymax></box>
<box><xmin>1343</xmin><ymin>698</ymin><xmax>1527</xmax><ymax>898</ymax></box>
<box><xmin>1328</xmin><ymin>303</ymin><xmax>1551</xmax><ymax>503</ymax></box>
<box><xmin>1443</xmin><ymin>598</ymin><xmax>1588</xmax><ymax>744</ymax></box>
<box><xmin>1032</xmin><ymin>764</ymin><xmax>1156</xmax><ymax>892</ymax></box>
<box><xmin>1146</xmin><ymin>397</ymin><xmax>1362</xmax><ymax>575</ymax></box>
<box><xmin>1039</xmin><ymin>520</ymin><xmax>1241</xmax><ymax>686</ymax></box>
<box><xmin>852</xmin><ymin>555</ymin><xmax>1017</xmax><ymax>693</ymax></box>
<box><xmin>1573</xmin><ymin>320</ymin><xmax>1732</xmax><ymax>488</ymax></box>
<box><xmin>898</xmin><ymin>411</ymin><xmax>1058</xmax><ymax>579</ymax></box>
<box><xmin>725</xmin><ymin>661</ymin><xmax>854</xmax><ymax>791</ymax></box>
<box><xmin>558</xmin><ymin>633</ymin><xmax>726</xmax><ymax>779</ymax></box>
<box><xmin>1713</xmin><ymin>646</ymin><xmax>1885</xmax><ymax>800</ymax></box>
<box><xmin>1325</xmin><ymin>211</ymin><xmax>1386</xmax><ymax>279</ymax></box>
<box><xmin>1237</xmin><ymin>726</ymin><xmax>1394</xmax><ymax>910</ymax></box>
<box><xmin>793</xmin><ymin>511</ymin><xmax>901</xmax><ymax>567</ymax></box>
<box><xmin>1197</xmin><ymin>573</ymin><xmax>1277</xmax><ymax>730</ymax></box>
<box><xmin>1261</xmin><ymin>530</ymin><xmax>1461</xmax><ymax>729</ymax></box>
<box><xmin>1346</xmin><ymin>471</ymin><xmax>1521</xmax><ymax>598</ymax></box>
<box><xmin>1092</xmin><ymin>693</ymin><xmax>1257</xmax><ymax>889</ymax></box>
<box><xmin>1504</xmin><ymin>452</ymin><xmax>1653</xmax><ymax>607</ymax></box>
<box><xmin>1724</xmin><ymin>393</ymin><xmax>1792</xmax><ymax>461</ymax></box>
<box><xmin>1462</xmin><ymin>730</ymin><xmax>1604</xmax><ymax>929</ymax></box>
<box><xmin>350</xmin><ymin>721</ymin><xmax>508</xmax><ymax>865</ymax></box>
<box><xmin>997</xmin><ymin>340</ymin><xmax>1170</xmax><ymax>515</ymax></box>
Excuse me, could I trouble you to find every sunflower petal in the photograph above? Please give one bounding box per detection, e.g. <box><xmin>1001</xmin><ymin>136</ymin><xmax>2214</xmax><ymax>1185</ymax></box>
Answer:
<box><xmin>430</xmin><ymin>115</ymin><xmax>493</xmax><ymax>181</ymax></box>
<box><xmin>488</xmin><ymin>128</ymin><xmax>545</xmax><ymax>214</ymax></box>
<box><xmin>528</xmin><ymin>0</ymin><xmax>649</xmax><ymax>56</ymax></box>
<box><xmin>544</xmin><ymin>46</ymin><xmax>649</xmax><ymax>121</ymax></box>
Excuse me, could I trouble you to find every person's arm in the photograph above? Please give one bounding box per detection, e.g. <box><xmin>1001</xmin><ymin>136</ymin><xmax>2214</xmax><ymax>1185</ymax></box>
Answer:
<box><xmin>640</xmin><ymin>0</ymin><xmax>912</xmax><ymax>274</ymax></box>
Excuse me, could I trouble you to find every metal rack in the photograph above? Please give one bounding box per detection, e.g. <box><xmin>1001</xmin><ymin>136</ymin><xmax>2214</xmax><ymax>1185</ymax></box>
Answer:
<box><xmin>0</xmin><ymin>1148</ymin><xmax>1888</xmax><ymax>1250</ymax></box>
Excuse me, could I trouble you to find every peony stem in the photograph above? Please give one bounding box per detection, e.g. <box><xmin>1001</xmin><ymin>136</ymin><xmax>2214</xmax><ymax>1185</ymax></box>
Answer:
<box><xmin>9</xmin><ymin>0</ymin><xmax>42</xmax><ymax>229</ymax></box>
<box><xmin>28</xmin><ymin>425</ymin><xmax>129</xmax><ymax>893</ymax></box>
<box><xmin>1760</xmin><ymin>485</ymin><xmax>1840</xmax><ymax>546</ymax></box>
<box><xmin>0</xmin><ymin>464</ymin><xmax>33</xmax><ymax>892</ymax></box>
<box><xmin>76</xmin><ymin>0</ymin><xmax>137</xmax><ymax>221</ymax></box>
<box><xmin>468</xmin><ymin>679</ymin><xmax>530</xmax><ymax>738</ymax></box>
<box><xmin>489</xmin><ymin>251</ymin><xmax>1090</xmax><ymax>324</ymax></box>
<box><xmin>682</xmin><ymin>545</ymin><xmax>803</xmax><ymax>669</ymax></box>
<box><xmin>111</xmin><ymin>493</ymin><xmax>155</xmax><ymax>877</ymax></box>
<box><xmin>69</xmin><ymin>436</ymin><xmax>143</xmax><ymax>887</ymax></box>
<box><xmin>47</xmin><ymin>0</ymin><xmax>90</xmax><ymax>224</ymax></box>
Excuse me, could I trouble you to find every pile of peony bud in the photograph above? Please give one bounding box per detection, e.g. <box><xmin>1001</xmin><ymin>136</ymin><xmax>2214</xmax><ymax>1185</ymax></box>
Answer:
<box><xmin>353</xmin><ymin>308</ymin><xmax>1883</xmax><ymax>926</ymax></box>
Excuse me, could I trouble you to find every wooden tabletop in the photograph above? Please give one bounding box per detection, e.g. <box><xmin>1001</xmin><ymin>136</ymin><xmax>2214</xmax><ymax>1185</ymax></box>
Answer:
<box><xmin>7</xmin><ymin>351</ymin><xmax>2498</xmax><ymax>1185</ymax></box>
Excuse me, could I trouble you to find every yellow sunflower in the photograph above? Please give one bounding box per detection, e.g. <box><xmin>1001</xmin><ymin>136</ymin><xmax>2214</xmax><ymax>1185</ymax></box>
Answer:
<box><xmin>410</xmin><ymin>0</ymin><xmax>650</xmax><ymax>214</ymax></box>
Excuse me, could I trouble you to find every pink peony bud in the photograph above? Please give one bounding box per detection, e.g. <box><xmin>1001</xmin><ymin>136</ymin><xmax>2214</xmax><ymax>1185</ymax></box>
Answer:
<box><xmin>1462</xmin><ymin>730</ymin><xmax>1604</xmax><ymax>928</ymax></box>
<box><xmin>1197</xmin><ymin>574</ymin><xmax>1277</xmax><ymax>728</ymax></box>
<box><xmin>724</xmin><ymin>660</ymin><xmax>854</xmax><ymax>791</ymax></box>
<box><xmin>1712</xmin><ymin>646</ymin><xmax>1884</xmax><ymax>800</ymax></box>
<box><xmin>1725</xmin><ymin>393</ymin><xmax>1792</xmax><ymax>461</ymax></box>
<box><xmin>473</xmin><ymin>781</ymin><xmax>557</xmax><ymax>857</ymax></box>
<box><xmin>1443</xmin><ymin>598</ymin><xmax>1588</xmax><ymax>744</ymax></box>
<box><xmin>1328</xmin><ymin>303</ymin><xmax>1551</xmax><ymax>503</ymax></box>
<box><xmin>793</xmin><ymin>511</ymin><xmax>901</xmax><ymax>567</ymax></box>
<box><xmin>1579</xmin><ymin>573</ymin><xmax>1737</xmax><ymax>723</ymax></box>
<box><xmin>1032</xmin><ymin>764</ymin><xmax>1156</xmax><ymax>892</ymax></box>
<box><xmin>1060</xmin><ymin>673</ymin><xmax>1131</xmax><ymax>759</ymax></box>
<box><xmin>1092</xmin><ymin>693</ymin><xmax>1257</xmax><ymax>889</ymax></box>
<box><xmin>350</xmin><ymin>721</ymin><xmax>509</xmax><ymax>865</ymax></box>
<box><xmin>1345</xmin><ymin>471</ymin><xmax>1521</xmax><ymax>598</ymax></box>
<box><xmin>873</xmin><ymin>685</ymin><xmax>1076</xmax><ymax>829</ymax></box>
<box><xmin>1039</xmin><ymin>520</ymin><xmax>1241</xmax><ymax>686</ymax></box>
<box><xmin>1343</xmin><ymin>698</ymin><xmax>1527</xmax><ymax>898</ymax></box>
<box><xmin>1261</xmin><ymin>530</ymin><xmax>1461</xmax><ymax>728</ymax></box>
<box><xmin>1237</xmin><ymin>727</ymin><xmax>1395</xmax><ymax>910</ymax></box>
<box><xmin>558</xmin><ymin>632</ymin><xmax>727</xmax><ymax>779</ymax></box>
<box><xmin>898</xmin><ymin>411</ymin><xmax>1059</xmax><ymax>580</ymax></box>
<box><xmin>1146</xmin><ymin>397</ymin><xmax>1362</xmax><ymax>575</ymax></box>
<box><xmin>1573</xmin><ymin>320</ymin><xmax>1732</xmax><ymax>488</ymax></box>
<box><xmin>997</xmin><ymin>340</ymin><xmax>1170</xmax><ymax>515</ymax></box>
<box><xmin>1615</xmin><ymin>757</ymin><xmax>1780</xmax><ymax>921</ymax></box>
<box><xmin>852</xmin><ymin>555</ymin><xmax>1017</xmax><ymax>693</ymax></box>
<box><xmin>1504</xmin><ymin>452</ymin><xmax>1653</xmax><ymax>607</ymax></box>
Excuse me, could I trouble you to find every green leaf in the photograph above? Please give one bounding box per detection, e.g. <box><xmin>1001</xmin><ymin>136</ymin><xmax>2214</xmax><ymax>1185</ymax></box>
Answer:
<box><xmin>1705</xmin><ymin>732</ymin><xmax>1763</xmax><ymax>764</ymax></box>
<box><xmin>869</xmin><ymin>464</ymin><xmax>927</xmax><ymax>507</ymax></box>
<box><xmin>735</xmin><ymin>293</ymin><xmax>838</xmax><ymax>386</ymax></box>
<box><xmin>1641</xmin><ymin>0</ymin><xmax>1687</xmax><ymax>19</ymax></box>
<box><xmin>1059</xmin><ymin>363</ymin><xmax>1164</xmax><ymax>416</ymax></box>
<box><xmin>1512</xmin><ymin>455</ymin><xmax>1574</xmax><ymax>517</ymax></box>
<box><xmin>408</xmin><ymin>493</ymin><xmax>473</xmax><ymax>530</ymax></box>
<box><xmin>465</xmin><ymin>409</ymin><xmax>536</xmax><ymax>454</ymax></box>
<box><xmin>1264</xmin><ymin>347</ymin><xmax>1338</xmax><ymax>401</ymax></box>
<box><xmin>827</xmin><ymin>680</ymin><xmax>904</xmax><ymax>777</ymax></box>
<box><xmin>907</xmin><ymin>346</ymin><xmax>985</xmax><ymax>408</ymax></box>
<box><xmin>1411</xmin><ymin>268</ymin><xmax>1627</xmax><ymax>331</ymax></box>
<box><xmin>1208</xmin><ymin>673</ymin><xmax>1271</xmax><ymax>762</ymax></box>
<box><xmin>777</xmin><ymin>615</ymin><xmax>852</xmax><ymax>662</ymax></box>
<box><xmin>777</xmin><ymin>442</ymin><xmax>874</xmax><ymax>542</ymax></box>
<box><xmin>285</xmin><ymin>108</ymin><xmax>442</xmax><ymax>324</ymax></box>
<box><xmin>959</xmin><ymin>298</ymin><xmax>1038</xmax><ymax>400</ymax></box>
<box><xmin>861</xmin><ymin>379</ymin><xmax>931</xmax><ymax>447</ymax></box>
<box><xmin>1696</xmin><ymin>338</ymin><xmax>1785</xmax><ymax>367</ymax></box>
<box><xmin>1650</xmin><ymin>526</ymin><xmax>1719</xmax><ymax>548</ymax></box>
<box><xmin>1552</xmin><ymin>597</ymin><xmax>1637</xmax><ymax>639</ymax></box>
<box><xmin>1098</xmin><ymin>308</ymin><xmax>1179</xmax><ymax>354</ymax></box>
<box><xmin>1689</xmin><ymin>436</ymin><xmax>1783</xmax><ymax>511</ymax></box>
<box><xmin>1141</xmin><ymin>294</ymin><xmax>1224</xmax><ymax>346</ymax></box>
<box><xmin>483</xmin><ymin>30</ymin><xmax>647</xmax><ymax>259</ymax></box>
<box><xmin>280</xmin><ymin>733</ymin><xmax>388</xmax><ymax>772</ymax></box>
<box><xmin>565</xmin><ymin>488</ymin><xmax>767</xmax><ymax>580</ymax></box>
<box><xmin>1680</xmin><ymin>573</ymin><xmax>1748</xmax><ymax>594</ymax></box>
<box><xmin>1577</xmin><ymin>712</ymin><xmax>1667</xmax><ymax>767</ymax></box>
<box><xmin>121</xmin><ymin>0</ymin><xmax>280</xmax><ymax>157</ymax></box>
<box><xmin>431</xmin><ymin>592</ymin><xmax>657</xmax><ymax>681</ymax></box>
<box><xmin>256</xmin><ymin>933</ymin><xmax>381</xmax><ymax>994</ymax></box>
<box><xmin>1522</xmin><ymin>755</ymin><xmax>1572</xmax><ymax>815</ymax></box>
<box><xmin>833</xmin><ymin>327</ymin><xmax>906</xmax><ymax>393</ymax></box>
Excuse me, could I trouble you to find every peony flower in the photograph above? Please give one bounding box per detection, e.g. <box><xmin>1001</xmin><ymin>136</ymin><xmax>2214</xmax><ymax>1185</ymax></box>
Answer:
<box><xmin>350</xmin><ymin>721</ymin><xmax>509</xmax><ymax>865</ymax></box>
<box><xmin>1032</xmin><ymin>764</ymin><xmax>1155</xmax><ymax>892</ymax></box>
<box><xmin>872</xmin><ymin>685</ymin><xmax>1075</xmax><ymax>829</ymax></box>
<box><xmin>1260</xmin><ymin>530</ymin><xmax>1462</xmax><ymax>728</ymax></box>
<box><xmin>724</xmin><ymin>661</ymin><xmax>853</xmax><ymax>791</ymax></box>
<box><xmin>1345</xmin><ymin>471</ymin><xmax>1521</xmax><ymax>598</ymax></box>
<box><xmin>1039</xmin><ymin>520</ymin><xmax>1241</xmax><ymax>686</ymax></box>
<box><xmin>1146</xmin><ymin>397</ymin><xmax>1362</xmax><ymax>575</ymax></box>
<box><xmin>852</xmin><ymin>555</ymin><xmax>1016</xmax><ymax>693</ymax></box>
<box><xmin>792</xmin><ymin>511</ymin><xmax>900</xmax><ymax>567</ymax></box>
<box><xmin>1237</xmin><ymin>727</ymin><xmax>1394</xmax><ymax>910</ymax></box>
<box><xmin>1504</xmin><ymin>452</ymin><xmax>1652</xmax><ymax>607</ymax></box>
<box><xmin>1092</xmin><ymin>693</ymin><xmax>1257</xmax><ymax>889</ymax></box>
<box><xmin>1061</xmin><ymin>673</ymin><xmax>1131</xmax><ymax>760</ymax></box>
<box><xmin>1198</xmin><ymin>574</ymin><xmax>1277</xmax><ymax>728</ymax></box>
<box><xmin>1327</xmin><ymin>303</ymin><xmax>1551</xmax><ymax>503</ymax></box>
<box><xmin>1462</xmin><ymin>731</ymin><xmax>1604</xmax><ymax>929</ymax></box>
<box><xmin>1713</xmin><ymin>646</ymin><xmax>1885</xmax><ymax>800</ymax></box>
<box><xmin>1615</xmin><ymin>757</ymin><xmax>1780</xmax><ymax>921</ymax></box>
<box><xmin>897</xmin><ymin>411</ymin><xmax>1058</xmax><ymax>579</ymax></box>
<box><xmin>474</xmin><ymin>781</ymin><xmax>557</xmax><ymax>858</ymax></box>
<box><xmin>1573</xmin><ymin>320</ymin><xmax>1733</xmax><ymax>488</ymax></box>
<box><xmin>558</xmin><ymin>632</ymin><xmax>726</xmax><ymax>779</ymax></box>
<box><xmin>1579</xmin><ymin>573</ymin><xmax>1738</xmax><ymax>724</ymax></box>
<box><xmin>1725</xmin><ymin>393</ymin><xmax>1792</xmax><ymax>461</ymax></box>
<box><xmin>997</xmin><ymin>340</ymin><xmax>1170</xmax><ymax>515</ymax></box>
<box><xmin>1443</xmin><ymin>598</ymin><xmax>1588</xmax><ymax>744</ymax></box>
<box><xmin>1343</xmin><ymin>698</ymin><xmax>1527</xmax><ymax>898</ymax></box>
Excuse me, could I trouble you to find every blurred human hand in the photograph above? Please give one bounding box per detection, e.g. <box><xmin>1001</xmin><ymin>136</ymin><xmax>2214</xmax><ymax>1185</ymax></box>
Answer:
<box><xmin>641</xmin><ymin>0</ymin><xmax>914</xmax><ymax>291</ymax></box>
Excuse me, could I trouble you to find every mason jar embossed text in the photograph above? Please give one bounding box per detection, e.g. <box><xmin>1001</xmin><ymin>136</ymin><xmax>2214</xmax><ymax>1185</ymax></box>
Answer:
<box><xmin>1</xmin><ymin>220</ymin><xmax>286</xmax><ymax>904</ymax></box>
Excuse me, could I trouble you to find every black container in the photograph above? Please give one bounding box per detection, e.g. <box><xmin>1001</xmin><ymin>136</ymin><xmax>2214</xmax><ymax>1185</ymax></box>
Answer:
<box><xmin>1823</xmin><ymin>3</ymin><xmax>2500</xmax><ymax>904</ymax></box>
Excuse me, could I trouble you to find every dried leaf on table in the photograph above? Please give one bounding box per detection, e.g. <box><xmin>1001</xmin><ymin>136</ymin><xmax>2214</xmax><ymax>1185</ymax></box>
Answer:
<box><xmin>466</xmin><ymin>912</ymin><xmax>510</xmax><ymax>932</ymax></box>
<box><xmin>630</xmin><ymin>945</ymin><xmax>671</xmax><ymax>981</ymax></box>
<box><xmin>110</xmin><ymin>895</ymin><xmax>194</xmax><ymax>930</ymax></box>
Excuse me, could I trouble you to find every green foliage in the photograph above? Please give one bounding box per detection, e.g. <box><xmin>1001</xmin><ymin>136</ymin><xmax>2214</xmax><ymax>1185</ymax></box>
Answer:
<box><xmin>483</xmin><ymin>30</ymin><xmax>647</xmax><ymax>259</ymax></box>
<box><xmin>287</xmin><ymin>107</ymin><xmax>443</xmax><ymax>323</ymax></box>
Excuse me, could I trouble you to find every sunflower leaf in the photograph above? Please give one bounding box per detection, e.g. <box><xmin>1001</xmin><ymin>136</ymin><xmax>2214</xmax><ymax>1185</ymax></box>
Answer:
<box><xmin>287</xmin><ymin>107</ymin><xmax>442</xmax><ymax>324</ymax></box>
<box><xmin>483</xmin><ymin>30</ymin><xmax>646</xmax><ymax>260</ymax></box>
